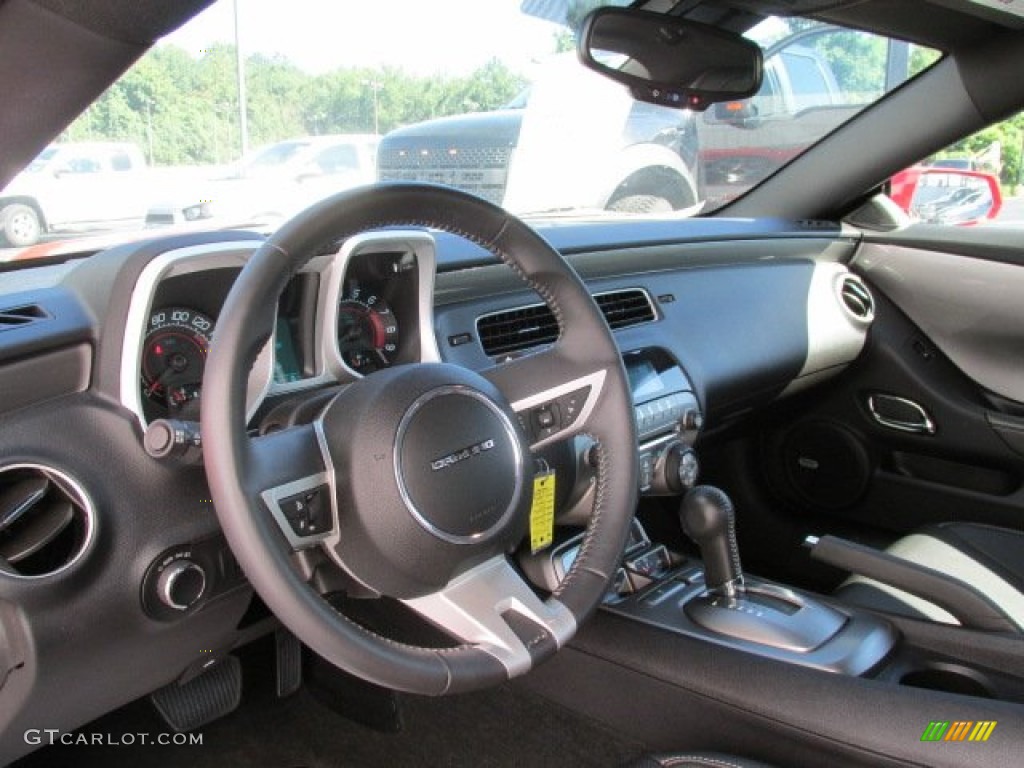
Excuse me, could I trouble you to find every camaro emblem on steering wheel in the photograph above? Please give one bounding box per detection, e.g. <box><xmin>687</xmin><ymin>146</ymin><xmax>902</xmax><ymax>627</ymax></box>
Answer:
<box><xmin>430</xmin><ymin>438</ymin><xmax>496</xmax><ymax>471</ymax></box>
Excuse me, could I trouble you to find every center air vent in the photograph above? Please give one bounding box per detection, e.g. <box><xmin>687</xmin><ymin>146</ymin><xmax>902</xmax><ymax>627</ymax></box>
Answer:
<box><xmin>477</xmin><ymin>288</ymin><xmax>656</xmax><ymax>357</ymax></box>
<box><xmin>837</xmin><ymin>275</ymin><xmax>874</xmax><ymax>322</ymax></box>
<box><xmin>0</xmin><ymin>465</ymin><xmax>93</xmax><ymax>578</ymax></box>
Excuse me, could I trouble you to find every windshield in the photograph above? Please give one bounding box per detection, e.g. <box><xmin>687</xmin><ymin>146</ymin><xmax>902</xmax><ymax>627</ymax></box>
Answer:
<box><xmin>0</xmin><ymin>0</ymin><xmax>941</xmax><ymax>258</ymax></box>
<box><xmin>25</xmin><ymin>148</ymin><xmax>58</xmax><ymax>174</ymax></box>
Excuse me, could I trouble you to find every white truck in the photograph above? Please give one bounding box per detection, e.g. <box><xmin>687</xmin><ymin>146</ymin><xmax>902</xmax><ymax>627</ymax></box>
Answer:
<box><xmin>378</xmin><ymin>53</ymin><xmax>701</xmax><ymax>216</ymax></box>
<box><xmin>0</xmin><ymin>142</ymin><xmax>151</xmax><ymax>246</ymax></box>
<box><xmin>378</xmin><ymin>37</ymin><xmax>850</xmax><ymax>215</ymax></box>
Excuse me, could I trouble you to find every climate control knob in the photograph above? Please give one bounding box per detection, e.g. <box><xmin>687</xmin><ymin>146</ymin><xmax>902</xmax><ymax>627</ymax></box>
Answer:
<box><xmin>156</xmin><ymin>559</ymin><xmax>207</xmax><ymax>611</ymax></box>
<box><xmin>664</xmin><ymin>443</ymin><xmax>700</xmax><ymax>494</ymax></box>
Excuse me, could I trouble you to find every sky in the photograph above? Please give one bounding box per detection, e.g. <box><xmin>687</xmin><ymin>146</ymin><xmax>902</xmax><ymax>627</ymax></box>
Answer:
<box><xmin>162</xmin><ymin>0</ymin><xmax>566</xmax><ymax>77</ymax></box>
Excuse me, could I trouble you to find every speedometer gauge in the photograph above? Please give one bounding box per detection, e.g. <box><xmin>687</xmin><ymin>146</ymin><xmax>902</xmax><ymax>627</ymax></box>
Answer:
<box><xmin>141</xmin><ymin>307</ymin><xmax>213</xmax><ymax>409</ymax></box>
<box><xmin>337</xmin><ymin>296</ymin><xmax>399</xmax><ymax>374</ymax></box>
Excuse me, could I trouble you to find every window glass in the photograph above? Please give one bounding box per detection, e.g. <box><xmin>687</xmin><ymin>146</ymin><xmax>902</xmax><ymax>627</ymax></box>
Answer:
<box><xmin>888</xmin><ymin>109</ymin><xmax>1023</xmax><ymax>228</ymax></box>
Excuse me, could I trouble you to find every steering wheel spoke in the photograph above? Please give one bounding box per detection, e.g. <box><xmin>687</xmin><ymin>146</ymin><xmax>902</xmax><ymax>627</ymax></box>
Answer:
<box><xmin>482</xmin><ymin>344</ymin><xmax>609</xmax><ymax>449</ymax></box>
<box><xmin>402</xmin><ymin>555</ymin><xmax>576</xmax><ymax>677</ymax></box>
<box><xmin>247</xmin><ymin>423</ymin><xmax>335</xmax><ymax>551</ymax></box>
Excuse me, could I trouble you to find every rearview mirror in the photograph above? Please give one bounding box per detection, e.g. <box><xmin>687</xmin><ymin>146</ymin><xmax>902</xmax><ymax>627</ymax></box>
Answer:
<box><xmin>578</xmin><ymin>7</ymin><xmax>763</xmax><ymax>111</ymax></box>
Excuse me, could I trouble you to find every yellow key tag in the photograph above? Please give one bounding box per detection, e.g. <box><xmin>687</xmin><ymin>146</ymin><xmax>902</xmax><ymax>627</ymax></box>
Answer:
<box><xmin>530</xmin><ymin>470</ymin><xmax>556</xmax><ymax>554</ymax></box>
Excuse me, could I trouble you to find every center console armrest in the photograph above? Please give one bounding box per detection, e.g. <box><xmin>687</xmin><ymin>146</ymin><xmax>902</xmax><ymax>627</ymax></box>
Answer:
<box><xmin>805</xmin><ymin>534</ymin><xmax>1017</xmax><ymax>633</ymax></box>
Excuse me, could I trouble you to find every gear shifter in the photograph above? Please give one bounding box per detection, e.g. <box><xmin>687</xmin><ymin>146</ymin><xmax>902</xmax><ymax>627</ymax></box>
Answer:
<box><xmin>680</xmin><ymin>485</ymin><xmax>744</xmax><ymax>598</ymax></box>
<box><xmin>679</xmin><ymin>485</ymin><xmax>847</xmax><ymax>653</ymax></box>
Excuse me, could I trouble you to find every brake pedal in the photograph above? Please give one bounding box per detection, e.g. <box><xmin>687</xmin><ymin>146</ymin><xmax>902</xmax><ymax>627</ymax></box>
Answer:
<box><xmin>150</xmin><ymin>655</ymin><xmax>242</xmax><ymax>732</ymax></box>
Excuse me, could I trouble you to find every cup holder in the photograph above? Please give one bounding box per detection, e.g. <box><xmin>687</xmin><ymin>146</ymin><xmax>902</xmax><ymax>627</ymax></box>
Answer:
<box><xmin>900</xmin><ymin>664</ymin><xmax>994</xmax><ymax>699</ymax></box>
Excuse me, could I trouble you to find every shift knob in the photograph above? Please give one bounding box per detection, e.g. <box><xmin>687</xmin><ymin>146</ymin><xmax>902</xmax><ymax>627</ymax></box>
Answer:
<box><xmin>680</xmin><ymin>485</ymin><xmax>744</xmax><ymax>596</ymax></box>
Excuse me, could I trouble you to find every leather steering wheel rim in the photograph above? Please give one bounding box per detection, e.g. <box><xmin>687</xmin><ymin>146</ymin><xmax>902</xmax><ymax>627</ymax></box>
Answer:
<box><xmin>202</xmin><ymin>182</ymin><xmax>638</xmax><ymax>694</ymax></box>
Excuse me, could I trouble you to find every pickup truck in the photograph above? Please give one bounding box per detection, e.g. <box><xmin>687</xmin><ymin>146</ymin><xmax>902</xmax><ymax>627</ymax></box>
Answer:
<box><xmin>0</xmin><ymin>142</ymin><xmax>151</xmax><ymax>246</ymax></box>
<box><xmin>378</xmin><ymin>53</ymin><xmax>701</xmax><ymax>215</ymax></box>
<box><xmin>377</xmin><ymin>41</ymin><xmax>845</xmax><ymax>215</ymax></box>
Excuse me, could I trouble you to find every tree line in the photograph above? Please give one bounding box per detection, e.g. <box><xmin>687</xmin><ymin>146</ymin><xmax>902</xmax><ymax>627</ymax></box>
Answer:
<box><xmin>63</xmin><ymin>43</ymin><xmax>527</xmax><ymax>166</ymax></box>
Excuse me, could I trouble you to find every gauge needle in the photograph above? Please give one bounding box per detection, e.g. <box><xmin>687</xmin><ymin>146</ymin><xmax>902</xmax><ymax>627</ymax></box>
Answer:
<box><xmin>144</xmin><ymin>367</ymin><xmax>175</xmax><ymax>397</ymax></box>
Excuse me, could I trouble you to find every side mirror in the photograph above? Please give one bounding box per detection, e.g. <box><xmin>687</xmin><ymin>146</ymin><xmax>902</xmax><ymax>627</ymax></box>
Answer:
<box><xmin>578</xmin><ymin>7</ymin><xmax>763</xmax><ymax>110</ymax></box>
<box><xmin>889</xmin><ymin>167</ymin><xmax>1002</xmax><ymax>226</ymax></box>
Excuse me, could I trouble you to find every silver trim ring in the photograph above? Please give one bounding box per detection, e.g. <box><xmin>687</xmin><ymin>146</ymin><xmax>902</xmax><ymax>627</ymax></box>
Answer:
<box><xmin>394</xmin><ymin>385</ymin><xmax>524</xmax><ymax>545</ymax></box>
<box><xmin>0</xmin><ymin>463</ymin><xmax>96</xmax><ymax>581</ymax></box>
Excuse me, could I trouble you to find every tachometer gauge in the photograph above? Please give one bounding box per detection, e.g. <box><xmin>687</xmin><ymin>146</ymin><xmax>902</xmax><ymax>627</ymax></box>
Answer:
<box><xmin>141</xmin><ymin>307</ymin><xmax>213</xmax><ymax>409</ymax></box>
<box><xmin>337</xmin><ymin>296</ymin><xmax>399</xmax><ymax>374</ymax></box>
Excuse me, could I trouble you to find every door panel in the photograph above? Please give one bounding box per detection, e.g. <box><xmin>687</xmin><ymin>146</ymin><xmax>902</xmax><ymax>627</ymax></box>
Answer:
<box><xmin>856</xmin><ymin>242</ymin><xmax>1024</xmax><ymax>402</ymax></box>
<box><xmin>755</xmin><ymin>230</ymin><xmax>1024</xmax><ymax>539</ymax></box>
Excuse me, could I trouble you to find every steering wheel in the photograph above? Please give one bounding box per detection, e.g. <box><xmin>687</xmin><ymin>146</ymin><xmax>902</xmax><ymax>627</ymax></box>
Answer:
<box><xmin>202</xmin><ymin>183</ymin><xmax>637</xmax><ymax>694</ymax></box>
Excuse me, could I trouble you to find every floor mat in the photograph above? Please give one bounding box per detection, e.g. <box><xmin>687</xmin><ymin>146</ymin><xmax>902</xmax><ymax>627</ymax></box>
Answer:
<box><xmin>12</xmin><ymin>661</ymin><xmax>646</xmax><ymax>768</ymax></box>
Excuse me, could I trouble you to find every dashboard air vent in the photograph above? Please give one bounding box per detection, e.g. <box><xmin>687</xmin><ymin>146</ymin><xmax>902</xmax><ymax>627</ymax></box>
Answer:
<box><xmin>838</xmin><ymin>275</ymin><xmax>874</xmax><ymax>322</ymax></box>
<box><xmin>477</xmin><ymin>288</ymin><xmax>655</xmax><ymax>357</ymax></box>
<box><xmin>0</xmin><ymin>465</ymin><xmax>92</xmax><ymax>577</ymax></box>
<box><xmin>594</xmin><ymin>289</ymin><xmax>656</xmax><ymax>329</ymax></box>
<box><xmin>0</xmin><ymin>304</ymin><xmax>48</xmax><ymax>331</ymax></box>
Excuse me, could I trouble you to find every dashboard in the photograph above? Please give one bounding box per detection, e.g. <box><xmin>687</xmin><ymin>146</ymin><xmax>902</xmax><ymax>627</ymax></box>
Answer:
<box><xmin>0</xmin><ymin>217</ymin><xmax>872</xmax><ymax>757</ymax></box>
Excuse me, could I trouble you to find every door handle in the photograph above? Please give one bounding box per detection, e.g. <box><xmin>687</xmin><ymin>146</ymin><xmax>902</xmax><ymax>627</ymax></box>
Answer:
<box><xmin>867</xmin><ymin>394</ymin><xmax>936</xmax><ymax>435</ymax></box>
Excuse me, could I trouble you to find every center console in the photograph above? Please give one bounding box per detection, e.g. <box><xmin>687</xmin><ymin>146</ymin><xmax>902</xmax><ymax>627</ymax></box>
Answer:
<box><xmin>518</xmin><ymin>350</ymin><xmax>1024</xmax><ymax>766</ymax></box>
<box><xmin>523</xmin><ymin>346</ymin><xmax>897</xmax><ymax>678</ymax></box>
<box><xmin>622</xmin><ymin>348</ymin><xmax>702</xmax><ymax>495</ymax></box>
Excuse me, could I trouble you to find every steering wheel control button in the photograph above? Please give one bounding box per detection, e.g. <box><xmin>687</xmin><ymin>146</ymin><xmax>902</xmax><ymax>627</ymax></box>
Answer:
<box><xmin>534</xmin><ymin>405</ymin><xmax>556</xmax><ymax>429</ymax></box>
<box><xmin>397</xmin><ymin>387</ymin><xmax>524</xmax><ymax>543</ymax></box>
<box><xmin>278</xmin><ymin>485</ymin><xmax>330</xmax><ymax>537</ymax></box>
<box><xmin>557</xmin><ymin>386</ymin><xmax>590</xmax><ymax>428</ymax></box>
<box><xmin>532</xmin><ymin>403</ymin><xmax>561</xmax><ymax>440</ymax></box>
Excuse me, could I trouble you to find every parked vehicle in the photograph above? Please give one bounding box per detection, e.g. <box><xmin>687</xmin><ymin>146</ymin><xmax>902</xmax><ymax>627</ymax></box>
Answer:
<box><xmin>380</xmin><ymin>38</ymin><xmax>844</xmax><ymax>215</ymax></box>
<box><xmin>696</xmin><ymin>37</ymin><xmax>850</xmax><ymax>206</ymax></box>
<box><xmin>145</xmin><ymin>135</ymin><xmax>379</xmax><ymax>228</ymax></box>
<box><xmin>0</xmin><ymin>142</ymin><xmax>150</xmax><ymax>246</ymax></box>
<box><xmin>378</xmin><ymin>53</ymin><xmax>701</xmax><ymax>215</ymax></box>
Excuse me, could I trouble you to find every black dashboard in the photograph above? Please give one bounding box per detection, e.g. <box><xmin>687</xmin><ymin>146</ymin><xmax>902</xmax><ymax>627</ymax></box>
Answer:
<box><xmin>0</xmin><ymin>217</ymin><xmax>874</xmax><ymax>758</ymax></box>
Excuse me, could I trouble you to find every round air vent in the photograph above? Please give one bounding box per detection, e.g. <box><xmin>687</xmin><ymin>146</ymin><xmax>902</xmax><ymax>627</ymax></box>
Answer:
<box><xmin>836</xmin><ymin>274</ymin><xmax>875</xmax><ymax>323</ymax></box>
<box><xmin>0</xmin><ymin>464</ymin><xmax>94</xmax><ymax>578</ymax></box>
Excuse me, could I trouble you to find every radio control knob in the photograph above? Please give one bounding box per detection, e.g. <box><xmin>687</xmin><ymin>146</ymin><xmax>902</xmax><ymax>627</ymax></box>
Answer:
<box><xmin>665</xmin><ymin>444</ymin><xmax>699</xmax><ymax>493</ymax></box>
<box><xmin>682</xmin><ymin>409</ymin><xmax>704</xmax><ymax>432</ymax></box>
<box><xmin>157</xmin><ymin>560</ymin><xmax>207</xmax><ymax>611</ymax></box>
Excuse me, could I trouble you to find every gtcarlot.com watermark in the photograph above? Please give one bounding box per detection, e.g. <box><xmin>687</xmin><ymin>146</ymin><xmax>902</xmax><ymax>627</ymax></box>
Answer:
<box><xmin>24</xmin><ymin>729</ymin><xmax>202</xmax><ymax>747</ymax></box>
